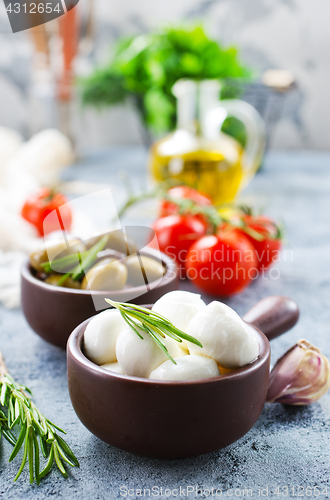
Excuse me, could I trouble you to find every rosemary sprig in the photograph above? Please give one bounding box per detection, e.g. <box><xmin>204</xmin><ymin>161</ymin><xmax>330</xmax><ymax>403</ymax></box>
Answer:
<box><xmin>105</xmin><ymin>299</ymin><xmax>203</xmax><ymax>364</ymax></box>
<box><xmin>44</xmin><ymin>234</ymin><xmax>109</xmax><ymax>286</ymax></box>
<box><xmin>0</xmin><ymin>351</ymin><xmax>79</xmax><ymax>484</ymax></box>
<box><xmin>41</xmin><ymin>251</ymin><xmax>89</xmax><ymax>274</ymax></box>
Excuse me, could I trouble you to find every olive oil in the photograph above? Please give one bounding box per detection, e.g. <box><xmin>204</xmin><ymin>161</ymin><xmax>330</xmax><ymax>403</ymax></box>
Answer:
<box><xmin>149</xmin><ymin>79</ymin><xmax>265</xmax><ymax>204</ymax></box>
<box><xmin>150</xmin><ymin>132</ymin><xmax>244</xmax><ymax>204</ymax></box>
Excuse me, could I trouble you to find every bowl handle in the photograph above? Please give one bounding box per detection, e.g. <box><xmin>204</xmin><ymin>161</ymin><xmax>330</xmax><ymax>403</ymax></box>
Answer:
<box><xmin>242</xmin><ymin>295</ymin><xmax>299</xmax><ymax>341</ymax></box>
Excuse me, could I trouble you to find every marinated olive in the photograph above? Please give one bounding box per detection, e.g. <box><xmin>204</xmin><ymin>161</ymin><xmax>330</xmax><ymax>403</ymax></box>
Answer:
<box><xmin>30</xmin><ymin>238</ymin><xmax>86</xmax><ymax>272</ymax></box>
<box><xmin>124</xmin><ymin>255</ymin><xmax>165</xmax><ymax>286</ymax></box>
<box><xmin>45</xmin><ymin>274</ymin><xmax>81</xmax><ymax>289</ymax></box>
<box><xmin>81</xmin><ymin>258</ymin><xmax>127</xmax><ymax>291</ymax></box>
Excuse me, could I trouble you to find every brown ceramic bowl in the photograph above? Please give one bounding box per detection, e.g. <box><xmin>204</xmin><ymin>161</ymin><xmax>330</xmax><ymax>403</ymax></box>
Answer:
<box><xmin>21</xmin><ymin>248</ymin><xmax>178</xmax><ymax>349</ymax></box>
<box><xmin>67</xmin><ymin>296</ymin><xmax>299</xmax><ymax>458</ymax></box>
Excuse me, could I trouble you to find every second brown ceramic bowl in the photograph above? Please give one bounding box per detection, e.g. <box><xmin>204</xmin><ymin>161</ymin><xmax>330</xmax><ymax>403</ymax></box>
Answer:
<box><xmin>21</xmin><ymin>248</ymin><xmax>178</xmax><ymax>348</ymax></box>
<box><xmin>67</xmin><ymin>296</ymin><xmax>299</xmax><ymax>458</ymax></box>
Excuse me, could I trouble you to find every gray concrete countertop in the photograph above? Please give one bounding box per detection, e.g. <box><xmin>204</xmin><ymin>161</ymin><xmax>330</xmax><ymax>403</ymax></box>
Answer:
<box><xmin>1</xmin><ymin>149</ymin><xmax>330</xmax><ymax>499</ymax></box>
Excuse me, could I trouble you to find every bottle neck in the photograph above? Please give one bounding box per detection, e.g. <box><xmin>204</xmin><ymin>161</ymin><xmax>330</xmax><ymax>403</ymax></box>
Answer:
<box><xmin>173</xmin><ymin>80</ymin><xmax>222</xmax><ymax>136</ymax></box>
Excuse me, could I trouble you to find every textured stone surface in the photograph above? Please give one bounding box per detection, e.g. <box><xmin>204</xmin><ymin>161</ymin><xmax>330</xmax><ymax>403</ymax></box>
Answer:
<box><xmin>1</xmin><ymin>149</ymin><xmax>330</xmax><ymax>498</ymax></box>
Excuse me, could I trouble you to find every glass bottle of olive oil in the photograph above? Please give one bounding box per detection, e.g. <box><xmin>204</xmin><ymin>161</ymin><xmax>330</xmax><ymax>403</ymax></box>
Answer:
<box><xmin>149</xmin><ymin>80</ymin><xmax>265</xmax><ymax>204</ymax></box>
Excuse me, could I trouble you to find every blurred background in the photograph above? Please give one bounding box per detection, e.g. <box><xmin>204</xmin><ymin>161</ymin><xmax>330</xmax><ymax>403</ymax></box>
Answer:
<box><xmin>0</xmin><ymin>0</ymin><xmax>328</xmax><ymax>153</ymax></box>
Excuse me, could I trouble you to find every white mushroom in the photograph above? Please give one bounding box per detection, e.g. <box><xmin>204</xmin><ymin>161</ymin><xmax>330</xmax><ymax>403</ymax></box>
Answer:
<box><xmin>83</xmin><ymin>309</ymin><xmax>126</xmax><ymax>365</ymax></box>
<box><xmin>187</xmin><ymin>301</ymin><xmax>259</xmax><ymax>368</ymax></box>
<box><xmin>152</xmin><ymin>291</ymin><xmax>206</xmax><ymax>350</ymax></box>
<box><xmin>149</xmin><ymin>355</ymin><xmax>220</xmax><ymax>381</ymax></box>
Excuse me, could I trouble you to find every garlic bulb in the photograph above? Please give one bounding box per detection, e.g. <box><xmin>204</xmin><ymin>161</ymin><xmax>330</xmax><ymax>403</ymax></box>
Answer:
<box><xmin>267</xmin><ymin>340</ymin><xmax>330</xmax><ymax>405</ymax></box>
<box><xmin>187</xmin><ymin>301</ymin><xmax>259</xmax><ymax>368</ymax></box>
<box><xmin>83</xmin><ymin>309</ymin><xmax>126</xmax><ymax>365</ymax></box>
<box><xmin>149</xmin><ymin>355</ymin><xmax>220</xmax><ymax>381</ymax></box>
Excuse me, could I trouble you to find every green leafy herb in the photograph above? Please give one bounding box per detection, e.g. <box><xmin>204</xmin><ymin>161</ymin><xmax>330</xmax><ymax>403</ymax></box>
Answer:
<box><xmin>0</xmin><ymin>352</ymin><xmax>79</xmax><ymax>484</ymax></box>
<box><xmin>40</xmin><ymin>235</ymin><xmax>109</xmax><ymax>286</ymax></box>
<box><xmin>40</xmin><ymin>251</ymin><xmax>89</xmax><ymax>274</ymax></box>
<box><xmin>80</xmin><ymin>25</ymin><xmax>252</xmax><ymax>142</ymax></box>
<box><xmin>105</xmin><ymin>299</ymin><xmax>203</xmax><ymax>364</ymax></box>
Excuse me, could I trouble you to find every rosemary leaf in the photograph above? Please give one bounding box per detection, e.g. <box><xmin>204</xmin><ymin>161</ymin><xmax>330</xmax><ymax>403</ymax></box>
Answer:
<box><xmin>105</xmin><ymin>299</ymin><xmax>203</xmax><ymax>363</ymax></box>
<box><xmin>71</xmin><ymin>234</ymin><xmax>109</xmax><ymax>281</ymax></box>
<box><xmin>53</xmin><ymin>443</ymin><xmax>68</xmax><ymax>478</ymax></box>
<box><xmin>33</xmin><ymin>433</ymin><xmax>40</xmax><ymax>485</ymax></box>
<box><xmin>118</xmin><ymin>310</ymin><xmax>144</xmax><ymax>339</ymax></box>
<box><xmin>1</xmin><ymin>382</ymin><xmax>8</xmax><ymax>406</ymax></box>
<box><xmin>144</xmin><ymin>324</ymin><xmax>175</xmax><ymax>365</ymax></box>
<box><xmin>28</xmin><ymin>427</ymin><xmax>34</xmax><ymax>484</ymax></box>
<box><xmin>55</xmin><ymin>434</ymin><xmax>80</xmax><ymax>468</ymax></box>
<box><xmin>40</xmin><ymin>436</ymin><xmax>48</xmax><ymax>458</ymax></box>
<box><xmin>9</xmin><ymin>421</ymin><xmax>26</xmax><ymax>462</ymax></box>
<box><xmin>2</xmin><ymin>428</ymin><xmax>17</xmax><ymax>446</ymax></box>
<box><xmin>14</xmin><ymin>433</ymin><xmax>29</xmax><ymax>482</ymax></box>
<box><xmin>39</xmin><ymin>446</ymin><xmax>54</xmax><ymax>479</ymax></box>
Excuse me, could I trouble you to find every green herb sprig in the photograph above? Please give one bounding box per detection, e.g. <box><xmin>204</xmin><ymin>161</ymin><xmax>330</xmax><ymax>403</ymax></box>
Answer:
<box><xmin>40</xmin><ymin>234</ymin><xmax>109</xmax><ymax>286</ymax></box>
<box><xmin>0</xmin><ymin>352</ymin><xmax>79</xmax><ymax>484</ymax></box>
<box><xmin>105</xmin><ymin>300</ymin><xmax>202</xmax><ymax>363</ymax></box>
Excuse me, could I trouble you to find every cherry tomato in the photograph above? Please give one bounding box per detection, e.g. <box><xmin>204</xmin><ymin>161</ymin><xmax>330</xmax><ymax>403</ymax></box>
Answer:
<box><xmin>149</xmin><ymin>214</ymin><xmax>207</xmax><ymax>275</ymax></box>
<box><xmin>21</xmin><ymin>188</ymin><xmax>72</xmax><ymax>236</ymax></box>
<box><xmin>238</xmin><ymin>215</ymin><xmax>282</xmax><ymax>270</ymax></box>
<box><xmin>185</xmin><ymin>229</ymin><xmax>257</xmax><ymax>296</ymax></box>
<box><xmin>160</xmin><ymin>186</ymin><xmax>212</xmax><ymax>217</ymax></box>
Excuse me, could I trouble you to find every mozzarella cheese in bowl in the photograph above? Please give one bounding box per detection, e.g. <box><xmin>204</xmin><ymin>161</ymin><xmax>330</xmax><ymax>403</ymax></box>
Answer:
<box><xmin>100</xmin><ymin>362</ymin><xmax>124</xmax><ymax>374</ymax></box>
<box><xmin>84</xmin><ymin>309</ymin><xmax>126</xmax><ymax>365</ymax></box>
<box><xmin>83</xmin><ymin>291</ymin><xmax>259</xmax><ymax>381</ymax></box>
<box><xmin>187</xmin><ymin>301</ymin><xmax>259</xmax><ymax>368</ymax></box>
<box><xmin>149</xmin><ymin>355</ymin><xmax>220</xmax><ymax>381</ymax></box>
<box><xmin>152</xmin><ymin>290</ymin><xmax>206</xmax><ymax>350</ymax></box>
<box><xmin>116</xmin><ymin>324</ymin><xmax>186</xmax><ymax>378</ymax></box>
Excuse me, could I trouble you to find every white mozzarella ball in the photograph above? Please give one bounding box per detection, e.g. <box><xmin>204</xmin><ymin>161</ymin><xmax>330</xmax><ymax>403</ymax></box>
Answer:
<box><xmin>84</xmin><ymin>309</ymin><xmax>126</xmax><ymax>365</ymax></box>
<box><xmin>187</xmin><ymin>301</ymin><xmax>259</xmax><ymax>368</ymax></box>
<box><xmin>116</xmin><ymin>325</ymin><xmax>169</xmax><ymax>378</ymax></box>
<box><xmin>152</xmin><ymin>291</ymin><xmax>206</xmax><ymax>350</ymax></box>
<box><xmin>149</xmin><ymin>355</ymin><xmax>220</xmax><ymax>381</ymax></box>
<box><xmin>163</xmin><ymin>337</ymin><xmax>187</xmax><ymax>358</ymax></box>
<box><xmin>100</xmin><ymin>362</ymin><xmax>124</xmax><ymax>374</ymax></box>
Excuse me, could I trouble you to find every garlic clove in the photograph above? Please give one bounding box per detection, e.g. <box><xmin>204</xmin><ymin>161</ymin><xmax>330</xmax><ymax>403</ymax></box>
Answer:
<box><xmin>267</xmin><ymin>339</ymin><xmax>330</xmax><ymax>405</ymax></box>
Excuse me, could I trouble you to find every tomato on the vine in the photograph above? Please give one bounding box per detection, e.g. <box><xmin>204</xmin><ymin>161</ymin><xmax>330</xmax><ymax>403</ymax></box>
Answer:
<box><xmin>238</xmin><ymin>215</ymin><xmax>282</xmax><ymax>270</ymax></box>
<box><xmin>21</xmin><ymin>188</ymin><xmax>72</xmax><ymax>236</ymax></box>
<box><xmin>160</xmin><ymin>186</ymin><xmax>211</xmax><ymax>217</ymax></box>
<box><xmin>185</xmin><ymin>228</ymin><xmax>257</xmax><ymax>296</ymax></box>
<box><xmin>149</xmin><ymin>214</ymin><xmax>208</xmax><ymax>275</ymax></box>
